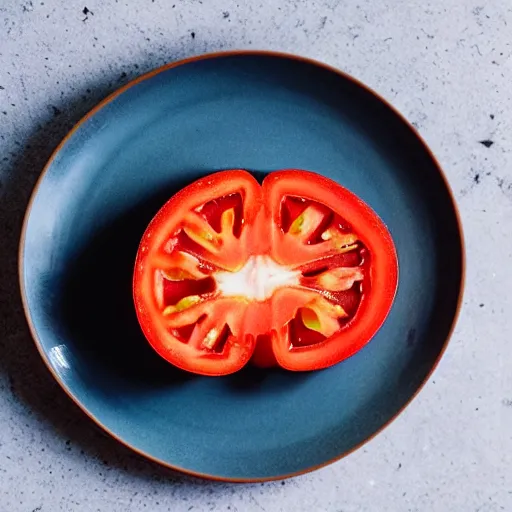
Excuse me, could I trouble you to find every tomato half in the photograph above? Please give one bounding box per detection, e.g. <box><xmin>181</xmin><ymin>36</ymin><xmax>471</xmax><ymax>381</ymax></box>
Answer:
<box><xmin>133</xmin><ymin>169</ymin><xmax>398</xmax><ymax>376</ymax></box>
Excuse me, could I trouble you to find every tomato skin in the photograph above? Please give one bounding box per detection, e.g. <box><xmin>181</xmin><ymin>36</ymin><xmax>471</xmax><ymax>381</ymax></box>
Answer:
<box><xmin>133</xmin><ymin>169</ymin><xmax>398</xmax><ymax>376</ymax></box>
<box><xmin>249</xmin><ymin>335</ymin><xmax>277</xmax><ymax>368</ymax></box>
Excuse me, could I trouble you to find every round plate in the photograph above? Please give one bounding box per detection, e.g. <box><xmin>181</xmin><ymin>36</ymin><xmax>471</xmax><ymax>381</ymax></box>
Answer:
<box><xmin>19</xmin><ymin>51</ymin><xmax>464</xmax><ymax>481</ymax></box>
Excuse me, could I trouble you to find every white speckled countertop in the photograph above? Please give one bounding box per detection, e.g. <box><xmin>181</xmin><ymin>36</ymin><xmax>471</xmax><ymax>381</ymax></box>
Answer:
<box><xmin>1</xmin><ymin>0</ymin><xmax>511</xmax><ymax>510</ymax></box>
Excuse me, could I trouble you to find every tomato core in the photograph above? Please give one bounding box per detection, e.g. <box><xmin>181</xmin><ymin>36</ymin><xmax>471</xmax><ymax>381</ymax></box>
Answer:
<box><xmin>215</xmin><ymin>256</ymin><xmax>300</xmax><ymax>301</ymax></box>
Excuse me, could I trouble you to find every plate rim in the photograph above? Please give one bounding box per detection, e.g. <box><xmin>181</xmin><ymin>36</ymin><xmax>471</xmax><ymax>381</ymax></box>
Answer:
<box><xmin>17</xmin><ymin>49</ymin><xmax>466</xmax><ymax>483</ymax></box>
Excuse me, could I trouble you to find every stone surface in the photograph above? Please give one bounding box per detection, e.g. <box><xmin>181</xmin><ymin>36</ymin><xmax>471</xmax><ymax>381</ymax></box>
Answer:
<box><xmin>1</xmin><ymin>0</ymin><xmax>511</xmax><ymax>510</ymax></box>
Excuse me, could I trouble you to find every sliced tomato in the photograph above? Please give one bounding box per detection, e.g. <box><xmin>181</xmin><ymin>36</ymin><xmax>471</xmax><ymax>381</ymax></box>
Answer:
<box><xmin>133</xmin><ymin>169</ymin><xmax>398</xmax><ymax>376</ymax></box>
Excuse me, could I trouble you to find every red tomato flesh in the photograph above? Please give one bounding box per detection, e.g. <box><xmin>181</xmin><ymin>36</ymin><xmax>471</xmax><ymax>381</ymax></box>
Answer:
<box><xmin>133</xmin><ymin>169</ymin><xmax>398</xmax><ymax>376</ymax></box>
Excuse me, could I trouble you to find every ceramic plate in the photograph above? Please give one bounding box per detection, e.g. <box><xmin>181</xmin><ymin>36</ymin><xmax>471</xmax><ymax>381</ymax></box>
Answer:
<box><xmin>19</xmin><ymin>51</ymin><xmax>464</xmax><ymax>481</ymax></box>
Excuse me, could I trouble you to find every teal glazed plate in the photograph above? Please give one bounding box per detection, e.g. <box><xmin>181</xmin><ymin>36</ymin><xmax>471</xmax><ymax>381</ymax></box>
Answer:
<box><xmin>19</xmin><ymin>51</ymin><xmax>464</xmax><ymax>481</ymax></box>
